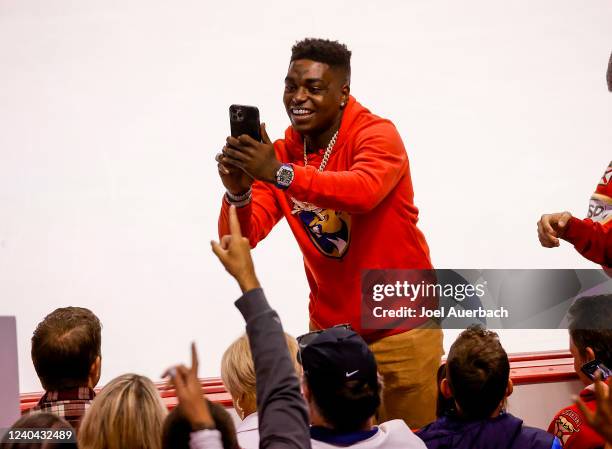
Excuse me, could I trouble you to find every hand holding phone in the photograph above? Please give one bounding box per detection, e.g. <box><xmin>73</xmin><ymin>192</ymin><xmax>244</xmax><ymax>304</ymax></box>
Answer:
<box><xmin>222</xmin><ymin>105</ymin><xmax>279</xmax><ymax>184</ymax></box>
<box><xmin>215</xmin><ymin>104</ymin><xmax>261</xmax><ymax>195</ymax></box>
<box><xmin>581</xmin><ymin>360</ymin><xmax>612</xmax><ymax>381</ymax></box>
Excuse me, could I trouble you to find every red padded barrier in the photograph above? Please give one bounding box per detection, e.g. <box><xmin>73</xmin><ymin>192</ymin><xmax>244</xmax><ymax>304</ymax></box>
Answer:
<box><xmin>20</xmin><ymin>351</ymin><xmax>577</xmax><ymax>412</ymax></box>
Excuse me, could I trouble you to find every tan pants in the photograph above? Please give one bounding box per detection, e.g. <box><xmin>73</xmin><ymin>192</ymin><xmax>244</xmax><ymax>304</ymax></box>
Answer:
<box><xmin>368</xmin><ymin>327</ymin><xmax>444</xmax><ymax>429</ymax></box>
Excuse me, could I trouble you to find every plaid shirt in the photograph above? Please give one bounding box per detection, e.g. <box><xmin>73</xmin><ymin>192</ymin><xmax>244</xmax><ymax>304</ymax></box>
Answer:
<box><xmin>26</xmin><ymin>387</ymin><xmax>96</xmax><ymax>432</ymax></box>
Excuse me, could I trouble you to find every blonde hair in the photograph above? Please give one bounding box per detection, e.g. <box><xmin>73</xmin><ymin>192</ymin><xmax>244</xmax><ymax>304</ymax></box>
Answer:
<box><xmin>78</xmin><ymin>373</ymin><xmax>167</xmax><ymax>449</ymax></box>
<box><xmin>221</xmin><ymin>333</ymin><xmax>300</xmax><ymax>402</ymax></box>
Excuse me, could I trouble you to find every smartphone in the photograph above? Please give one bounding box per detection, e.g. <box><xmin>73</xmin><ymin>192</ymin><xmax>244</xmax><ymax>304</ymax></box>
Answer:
<box><xmin>229</xmin><ymin>104</ymin><xmax>261</xmax><ymax>141</ymax></box>
<box><xmin>581</xmin><ymin>359</ymin><xmax>612</xmax><ymax>381</ymax></box>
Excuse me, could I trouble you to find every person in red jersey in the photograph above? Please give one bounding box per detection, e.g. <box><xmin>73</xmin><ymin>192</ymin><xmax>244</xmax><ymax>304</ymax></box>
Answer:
<box><xmin>216</xmin><ymin>38</ymin><xmax>442</xmax><ymax>428</ymax></box>
<box><xmin>538</xmin><ymin>52</ymin><xmax>612</xmax><ymax>270</ymax></box>
<box><xmin>537</xmin><ymin>161</ymin><xmax>611</xmax><ymax>268</ymax></box>
<box><xmin>547</xmin><ymin>295</ymin><xmax>612</xmax><ymax>449</ymax></box>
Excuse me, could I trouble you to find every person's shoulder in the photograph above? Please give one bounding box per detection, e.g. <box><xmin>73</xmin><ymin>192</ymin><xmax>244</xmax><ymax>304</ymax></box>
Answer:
<box><xmin>518</xmin><ymin>422</ymin><xmax>556</xmax><ymax>445</ymax></box>
<box><xmin>347</xmin><ymin>115</ymin><xmax>406</xmax><ymax>160</ymax></box>
<box><xmin>378</xmin><ymin>419</ymin><xmax>412</xmax><ymax>432</ymax></box>
<box><xmin>593</xmin><ymin>160</ymin><xmax>612</xmax><ymax>197</ymax></box>
<box><xmin>236</xmin><ymin>413</ymin><xmax>259</xmax><ymax>433</ymax></box>
<box><xmin>23</xmin><ymin>404</ymin><xmax>41</xmax><ymax>415</ymax></box>
<box><xmin>236</xmin><ymin>425</ymin><xmax>260</xmax><ymax>449</ymax></box>
<box><xmin>551</xmin><ymin>390</ymin><xmax>597</xmax><ymax>425</ymax></box>
<box><xmin>377</xmin><ymin>420</ymin><xmax>427</xmax><ymax>448</ymax></box>
<box><xmin>350</xmin><ymin>107</ymin><xmax>400</xmax><ymax>140</ymax></box>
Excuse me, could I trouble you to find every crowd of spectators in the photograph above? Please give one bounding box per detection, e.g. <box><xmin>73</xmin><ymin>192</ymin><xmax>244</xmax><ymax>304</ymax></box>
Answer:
<box><xmin>2</xmin><ymin>206</ymin><xmax>612</xmax><ymax>449</ymax></box>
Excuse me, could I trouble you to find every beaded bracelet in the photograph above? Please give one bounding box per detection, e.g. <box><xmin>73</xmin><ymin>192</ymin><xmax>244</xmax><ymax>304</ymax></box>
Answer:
<box><xmin>225</xmin><ymin>189</ymin><xmax>252</xmax><ymax>207</ymax></box>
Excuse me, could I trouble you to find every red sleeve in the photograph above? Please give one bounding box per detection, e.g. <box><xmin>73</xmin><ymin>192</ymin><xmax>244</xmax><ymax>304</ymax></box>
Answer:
<box><xmin>563</xmin><ymin>217</ymin><xmax>611</xmax><ymax>267</ymax></box>
<box><xmin>218</xmin><ymin>181</ymin><xmax>283</xmax><ymax>248</ymax></box>
<box><xmin>286</xmin><ymin>122</ymin><xmax>407</xmax><ymax>214</ymax></box>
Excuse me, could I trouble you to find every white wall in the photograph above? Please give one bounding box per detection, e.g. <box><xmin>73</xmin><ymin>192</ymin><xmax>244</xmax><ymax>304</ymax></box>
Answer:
<box><xmin>508</xmin><ymin>380</ymin><xmax>584</xmax><ymax>429</ymax></box>
<box><xmin>0</xmin><ymin>0</ymin><xmax>610</xmax><ymax>393</ymax></box>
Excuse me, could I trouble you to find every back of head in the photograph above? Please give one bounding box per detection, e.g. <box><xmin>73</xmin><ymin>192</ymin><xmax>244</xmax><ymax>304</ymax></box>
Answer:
<box><xmin>162</xmin><ymin>407</ymin><xmax>191</xmax><ymax>449</ymax></box>
<box><xmin>446</xmin><ymin>326</ymin><xmax>509</xmax><ymax>420</ymax></box>
<box><xmin>568</xmin><ymin>294</ymin><xmax>612</xmax><ymax>367</ymax></box>
<box><xmin>300</xmin><ymin>327</ymin><xmax>380</xmax><ymax>432</ymax></box>
<box><xmin>31</xmin><ymin>307</ymin><xmax>101</xmax><ymax>391</ymax></box>
<box><xmin>162</xmin><ymin>402</ymin><xmax>239</xmax><ymax>449</ymax></box>
<box><xmin>221</xmin><ymin>332</ymin><xmax>300</xmax><ymax>404</ymax></box>
<box><xmin>291</xmin><ymin>38</ymin><xmax>352</xmax><ymax>82</ymax></box>
<box><xmin>2</xmin><ymin>413</ymin><xmax>77</xmax><ymax>449</ymax></box>
<box><xmin>78</xmin><ymin>373</ymin><xmax>167</xmax><ymax>449</ymax></box>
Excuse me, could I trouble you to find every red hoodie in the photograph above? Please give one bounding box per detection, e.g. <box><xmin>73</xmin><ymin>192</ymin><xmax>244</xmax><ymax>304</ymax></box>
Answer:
<box><xmin>219</xmin><ymin>96</ymin><xmax>432</xmax><ymax>340</ymax></box>
<box><xmin>564</xmin><ymin>161</ymin><xmax>611</xmax><ymax>267</ymax></box>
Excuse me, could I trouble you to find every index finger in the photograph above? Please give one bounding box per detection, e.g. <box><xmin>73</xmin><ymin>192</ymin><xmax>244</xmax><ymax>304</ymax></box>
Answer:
<box><xmin>226</xmin><ymin>136</ymin><xmax>245</xmax><ymax>149</ymax></box>
<box><xmin>228</xmin><ymin>205</ymin><xmax>243</xmax><ymax>239</ymax></box>
<box><xmin>191</xmin><ymin>341</ymin><xmax>199</xmax><ymax>376</ymax></box>
<box><xmin>238</xmin><ymin>134</ymin><xmax>258</xmax><ymax>146</ymax></box>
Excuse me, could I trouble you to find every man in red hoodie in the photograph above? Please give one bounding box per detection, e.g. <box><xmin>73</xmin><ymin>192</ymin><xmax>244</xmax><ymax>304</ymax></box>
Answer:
<box><xmin>216</xmin><ymin>38</ymin><xmax>442</xmax><ymax>427</ymax></box>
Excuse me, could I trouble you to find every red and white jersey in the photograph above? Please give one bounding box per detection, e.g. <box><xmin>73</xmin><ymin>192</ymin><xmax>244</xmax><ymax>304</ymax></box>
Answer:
<box><xmin>587</xmin><ymin>160</ymin><xmax>612</xmax><ymax>225</ymax></box>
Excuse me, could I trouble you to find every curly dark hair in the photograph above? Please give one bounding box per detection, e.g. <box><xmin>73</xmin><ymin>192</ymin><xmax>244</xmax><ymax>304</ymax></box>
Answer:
<box><xmin>291</xmin><ymin>38</ymin><xmax>351</xmax><ymax>80</ymax></box>
<box><xmin>568</xmin><ymin>294</ymin><xmax>612</xmax><ymax>367</ymax></box>
<box><xmin>446</xmin><ymin>326</ymin><xmax>509</xmax><ymax>420</ymax></box>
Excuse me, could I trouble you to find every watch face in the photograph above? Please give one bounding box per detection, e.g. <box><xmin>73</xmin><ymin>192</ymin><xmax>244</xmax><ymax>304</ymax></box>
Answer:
<box><xmin>277</xmin><ymin>165</ymin><xmax>294</xmax><ymax>188</ymax></box>
<box><xmin>279</xmin><ymin>169</ymin><xmax>291</xmax><ymax>183</ymax></box>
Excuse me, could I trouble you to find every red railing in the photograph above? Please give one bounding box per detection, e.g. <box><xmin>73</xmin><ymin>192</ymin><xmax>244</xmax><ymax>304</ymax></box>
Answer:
<box><xmin>20</xmin><ymin>351</ymin><xmax>577</xmax><ymax>412</ymax></box>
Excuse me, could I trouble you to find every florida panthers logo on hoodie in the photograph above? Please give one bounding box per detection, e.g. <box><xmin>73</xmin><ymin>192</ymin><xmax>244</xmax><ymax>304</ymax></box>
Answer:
<box><xmin>292</xmin><ymin>201</ymin><xmax>351</xmax><ymax>259</ymax></box>
<box><xmin>552</xmin><ymin>411</ymin><xmax>580</xmax><ymax>446</ymax></box>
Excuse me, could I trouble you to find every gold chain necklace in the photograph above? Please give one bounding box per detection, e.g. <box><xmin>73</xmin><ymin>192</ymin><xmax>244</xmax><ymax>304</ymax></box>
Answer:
<box><xmin>303</xmin><ymin>130</ymin><xmax>338</xmax><ymax>172</ymax></box>
<box><xmin>291</xmin><ymin>130</ymin><xmax>339</xmax><ymax>215</ymax></box>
